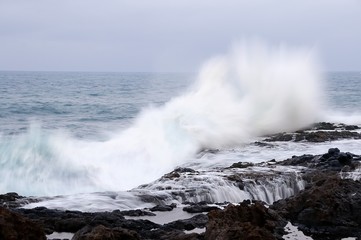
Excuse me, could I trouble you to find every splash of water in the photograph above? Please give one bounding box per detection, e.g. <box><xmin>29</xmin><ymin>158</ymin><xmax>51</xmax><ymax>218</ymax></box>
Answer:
<box><xmin>0</xmin><ymin>42</ymin><xmax>323</xmax><ymax>196</ymax></box>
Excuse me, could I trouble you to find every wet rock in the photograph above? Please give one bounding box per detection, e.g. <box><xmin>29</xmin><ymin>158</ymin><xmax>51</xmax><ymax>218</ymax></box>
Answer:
<box><xmin>272</xmin><ymin>174</ymin><xmax>361</xmax><ymax>239</ymax></box>
<box><xmin>344</xmin><ymin>124</ymin><xmax>359</xmax><ymax>130</ymax></box>
<box><xmin>265</xmin><ymin>133</ymin><xmax>293</xmax><ymax>142</ymax></box>
<box><xmin>303</xmin><ymin>131</ymin><xmax>361</xmax><ymax>142</ymax></box>
<box><xmin>254</xmin><ymin>141</ymin><xmax>275</xmax><ymax>148</ymax></box>
<box><xmin>120</xmin><ymin>209</ymin><xmax>155</xmax><ymax>216</ymax></box>
<box><xmin>137</xmin><ymin>194</ymin><xmax>168</xmax><ymax>205</ymax></box>
<box><xmin>164</xmin><ymin>214</ymin><xmax>208</xmax><ymax>231</ymax></box>
<box><xmin>277</xmin><ymin>154</ymin><xmax>316</xmax><ymax>167</ymax></box>
<box><xmin>0</xmin><ymin>192</ymin><xmax>28</xmax><ymax>208</ymax></box>
<box><xmin>312</xmin><ymin>122</ymin><xmax>337</xmax><ymax>130</ymax></box>
<box><xmin>277</xmin><ymin>148</ymin><xmax>361</xmax><ymax>172</ymax></box>
<box><xmin>150</xmin><ymin>203</ymin><xmax>177</xmax><ymax>212</ymax></box>
<box><xmin>183</xmin><ymin>203</ymin><xmax>220</xmax><ymax>213</ymax></box>
<box><xmin>15</xmin><ymin>207</ymin><xmax>127</xmax><ymax>234</ymax></box>
<box><xmin>205</xmin><ymin>201</ymin><xmax>286</xmax><ymax>240</ymax></box>
<box><xmin>72</xmin><ymin>225</ymin><xmax>140</xmax><ymax>240</ymax></box>
<box><xmin>226</xmin><ymin>174</ymin><xmax>245</xmax><ymax>190</ymax></box>
<box><xmin>162</xmin><ymin>167</ymin><xmax>197</xmax><ymax>180</ymax></box>
<box><xmin>266</xmin><ymin>130</ymin><xmax>361</xmax><ymax>142</ymax></box>
<box><xmin>147</xmin><ymin>229</ymin><xmax>204</xmax><ymax>240</ymax></box>
<box><xmin>337</xmin><ymin>152</ymin><xmax>353</xmax><ymax>165</ymax></box>
<box><xmin>0</xmin><ymin>206</ymin><xmax>46</xmax><ymax>240</ymax></box>
<box><xmin>263</xmin><ymin>122</ymin><xmax>361</xmax><ymax>143</ymax></box>
<box><xmin>229</xmin><ymin>161</ymin><xmax>254</xmax><ymax>169</ymax></box>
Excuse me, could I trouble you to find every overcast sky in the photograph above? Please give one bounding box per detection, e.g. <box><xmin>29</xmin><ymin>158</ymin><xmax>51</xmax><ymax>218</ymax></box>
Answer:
<box><xmin>0</xmin><ymin>0</ymin><xmax>360</xmax><ymax>72</ymax></box>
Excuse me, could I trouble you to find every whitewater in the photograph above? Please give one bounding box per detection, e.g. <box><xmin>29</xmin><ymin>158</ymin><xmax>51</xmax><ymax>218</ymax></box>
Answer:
<box><xmin>1</xmin><ymin>42</ymin><xmax>361</xmax><ymax>198</ymax></box>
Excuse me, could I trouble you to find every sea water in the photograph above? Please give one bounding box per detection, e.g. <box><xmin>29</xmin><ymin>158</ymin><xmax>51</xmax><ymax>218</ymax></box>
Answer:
<box><xmin>1</xmin><ymin>43</ymin><xmax>361</xmax><ymax>202</ymax></box>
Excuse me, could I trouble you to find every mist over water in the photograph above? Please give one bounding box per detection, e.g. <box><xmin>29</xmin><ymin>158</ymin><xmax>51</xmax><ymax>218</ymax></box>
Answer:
<box><xmin>0</xmin><ymin>43</ymin><xmax>324</xmax><ymax>196</ymax></box>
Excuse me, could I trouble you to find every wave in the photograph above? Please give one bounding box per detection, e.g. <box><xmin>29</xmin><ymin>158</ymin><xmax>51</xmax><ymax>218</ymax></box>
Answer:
<box><xmin>0</xmin><ymin>42</ymin><xmax>324</xmax><ymax>196</ymax></box>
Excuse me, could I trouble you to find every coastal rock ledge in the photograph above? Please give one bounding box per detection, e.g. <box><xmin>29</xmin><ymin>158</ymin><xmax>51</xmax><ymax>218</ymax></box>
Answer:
<box><xmin>1</xmin><ymin>122</ymin><xmax>361</xmax><ymax>240</ymax></box>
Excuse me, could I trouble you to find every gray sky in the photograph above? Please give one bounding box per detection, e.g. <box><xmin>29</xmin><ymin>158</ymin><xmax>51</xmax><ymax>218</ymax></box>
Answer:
<box><xmin>0</xmin><ymin>0</ymin><xmax>360</xmax><ymax>72</ymax></box>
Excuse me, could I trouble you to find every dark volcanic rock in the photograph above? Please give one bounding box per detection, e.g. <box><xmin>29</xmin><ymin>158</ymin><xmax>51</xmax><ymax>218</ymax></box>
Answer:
<box><xmin>164</xmin><ymin>214</ymin><xmax>208</xmax><ymax>231</ymax></box>
<box><xmin>265</xmin><ymin>130</ymin><xmax>361</xmax><ymax>142</ymax></box>
<box><xmin>312</xmin><ymin>122</ymin><xmax>338</xmax><ymax>130</ymax></box>
<box><xmin>15</xmin><ymin>207</ymin><xmax>127</xmax><ymax>234</ymax></box>
<box><xmin>262</xmin><ymin>122</ymin><xmax>361</xmax><ymax>143</ymax></box>
<box><xmin>205</xmin><ymin>201</ymin><xmax>286</xmax><ymax>240</ymax></box>
<box><xmin>277</xmin><ymin>148</ymin><xmax>361</xmax><ymax>172</ymax></box>
<box><xmin>183</xmin><ymin>203</ymin><xmax>220</xmax><ymax>213</ymax></box>
<box><xmin>0</xmin><ymin>193</ymin><xmax>39</xmax><ymax>209</ymax></box>
<box><xmin>150</xmin><ymin>203</ymin><xmax>177</xmax><ymax>212</ymax></box>
<box><xmin>0</xmin><ymin>206</ymin><xmax>46</xmax><ymax>240</ymax></box>
<box><xmin>229</xmin><ymin>161</ymin><xmax>254</xmax><ymax>169</ymax></box>
<box><xmin>120</xmin><ymin>209</ymin><xmax>156</xmax><ymax>216</ymax></box>
<box><xmin>72</xmin><ymin>225</ymin><xmax>140</xmax><ymax>240</ymax></box>
<box><xmin>265</xmin><ymin>133</ymin><xmax>293</xmax><ymax>142</ymax></box>
<box><xmin>162</xmin><ymin>167</ymin><xmax>197</xmax><ymax>180</ymax></box>
<box><xmin>0</xmin><ymin>192</ymin><xmax>25</xmax><ymax>208</ymax></box>
<box><xmin>272</xmin><ymin>174</ymin><xmax>361</xmax><ymax>239</ymax></box>
<box><xmin>302</xmin><ymin>130</ymin><xmax>361</xmax><ymax>142</ymax></box>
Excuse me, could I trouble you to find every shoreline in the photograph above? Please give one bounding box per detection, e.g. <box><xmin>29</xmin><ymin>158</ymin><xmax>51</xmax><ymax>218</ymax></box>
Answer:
<box><xmin>1</xmin><ymin>122</ymin><xmax>361</xmax><ymax>240</ymax></box>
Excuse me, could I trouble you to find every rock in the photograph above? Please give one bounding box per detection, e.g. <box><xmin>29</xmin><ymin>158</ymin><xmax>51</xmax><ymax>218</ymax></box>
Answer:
<box><xmin>277</xmin><ymin>149</ymin><xmax>361</xmax><ymax>172</ymax></box>
<box><xmin>183</xmin><ymin>203</ymin><xmax>220</xmax><ymax>213</ymax></box>
<box><xmin>312</xmin><ymin>122</ymin><xmax>337</xmax><ymax>130</ymax></box>
<box><xmin>303</xmin><ymin>131</ymin><xmax>361</xmax><ymax>142</ymax></box>
<box><xmin>120</xmin><ymin>209</ymin><xmax>156</xmax><ymax>216</ymax></box>
<box><xmin>15</xmin><ymin>207</ymin><xmax>127</xmax><ymax>234</ymax></box>
<box><xmin>263</xmin><ymin>122</ymin><xmax>361</xmax><ymax>143</ymax></box>
<box><xmin>0</xmin><ymin>206</ymin><xmax>46</xmax><ymax>240</ymax></box>
<box><xmin>226</xmin><ymin>175</ymin><xmax>245</xmax><ymax>190</ymax></box>
<box><xmin>254</xmin><ymin>141</ymin><xmax>275</xmax><ymax>148</ymax></box>
<box><xmin>277</xmin><ymin>154</ymin><xmax>316</xmax><ymax>168</ymax></box>
<box><xmin>164</xmin><ymin>214</ymin><xmax>208</xmax><ymax>231</ymax></box>
<box><xmin>337</xmin><ymin>152</ymin><xmax>353</xmax><ymax>166</ymax></box>
<box><xmin>162</xmin><ymin>167</ymin><xmax>197</xmax><ymax>180</ymax></box>
<box><xmin>343</xmin><ymin>124</ymin><xmax>359</xmax><ymax>130</ymax></box>
<box><xmin>229</xmin><ymin>162</ymin><xmax>254</xmax><ymax>169</ymax></box>
<box><xmin>328</xmin><ymin>147</ymin><xmax>340</xmax><ymax>156</ymax></box>
<box><xmin>205</xmin><ymin>201</ymin><xmax>286</xmax><ymax>240</ymax></box>
<box><xmin>174</xmin><ymin>167</ymin><xmax>196</xmax><ymax>173</ymax></box>
<box><xmin>150</xmin><ymin>203</ymin><xmax>177</xmax><ymax>212</ymax></box>
<box><xmin>0</xmin><ymin>192</ymin><xmax>25</xmax><ymax>208</ymax></box>
<box><xmin>72</xmin><ymin>225</ymin><xmax>140</xmax><ymax>240</ymax></box>
<box><xmin>264</xmin><ymin>133</ymin><xmax>293</xmax><ymax>142</ymax></box>
<box><xmin>271</xmin><ymin>174</ymin><xmax>361</xmax><ymax>239</ymax></box>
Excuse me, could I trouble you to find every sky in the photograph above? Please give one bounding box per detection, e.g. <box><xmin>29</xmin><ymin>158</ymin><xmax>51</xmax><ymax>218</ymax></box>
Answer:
<box><xmin>0</xmin><ymin>0</ymin><xmax>360</xmax><ymax>72</ymax></box>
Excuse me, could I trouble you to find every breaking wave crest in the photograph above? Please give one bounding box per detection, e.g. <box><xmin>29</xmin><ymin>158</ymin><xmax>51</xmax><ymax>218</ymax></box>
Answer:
<box><xmin>0</xmin><ymin>42</ymin><xmax>323</xmax><ymax>196</ymax></box>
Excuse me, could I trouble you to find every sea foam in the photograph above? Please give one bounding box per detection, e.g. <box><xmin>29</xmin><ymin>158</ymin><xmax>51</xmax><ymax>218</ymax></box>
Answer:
<box><xmin>0</xmin><ymin>42</ymin><xmax>323</xmax><ymax>196</ymax></box>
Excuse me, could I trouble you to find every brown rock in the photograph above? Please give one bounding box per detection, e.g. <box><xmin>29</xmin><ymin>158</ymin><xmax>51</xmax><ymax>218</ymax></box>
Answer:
<box><xmin>272</xmin><ymin>173</ymin><xmax>361</xmax><ymax>239</ymax></box>
<box><xmin>0</xmin><ymin>206</ymin><xmax>46</xmax><ymax>240</ymax></box>
<box><xmin>72</xmin><ymin>225</ymin><xmax>140</xmax><ymax>240</ymax></box>
<box><xmin>205</xmin><ymin>201</ymin><xmax>286</xmax><ymax>240</ymax></box>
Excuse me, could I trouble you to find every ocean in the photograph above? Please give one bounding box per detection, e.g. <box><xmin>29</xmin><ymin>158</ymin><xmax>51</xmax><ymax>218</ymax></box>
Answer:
<box><xmin>1</xmin><ymin>46</ymin><xmax>361</xmax><ymax>212</ymax></box>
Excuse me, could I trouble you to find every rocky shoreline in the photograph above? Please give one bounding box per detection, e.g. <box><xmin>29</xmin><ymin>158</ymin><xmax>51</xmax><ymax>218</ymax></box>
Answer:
<box><xmin>1</xmin><ymin>122</ymin><xmax>361</xmax><ymax>240</ymax></box>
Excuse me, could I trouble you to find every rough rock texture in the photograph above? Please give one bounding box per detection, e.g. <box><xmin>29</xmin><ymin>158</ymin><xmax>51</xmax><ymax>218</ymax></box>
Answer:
<box><xmin>150</xmin><ymin>203</ymin><xmax>177</xmax><ymax>212</ymax></box>
<box><xmin>1</xmin><ymin>123</ymin><xmax>360</xmax><ymax>240</ymax></box>
<box><xmin>164</xmin><ymin>214</ymin><xmax>208</xmax><ymax>231</ymax></box>
<box><xmin>272</xmin><ymin>173</ymin><xmax>361</xmax><ymax>239</ymax></box>
<box><xmin>205</xmin><ymin>201</ymin><xmax>286</xmax><ymax>240</ymax></box>
<box><xmin>0</xmin><ymin>206</ymin><xmax>46</xmax><ymax>240</ymax></box>
<box><xmin>183</xmin><ymin>202</ymin><xmax>220</xmax><ymax>213</ymax></box>
<box><xmin>72</xmin><ymin>225</ymin><xmax>140</xmax><ymax>240</ymax></box>
<box><xmin>264</xmin><ymin>122</ymin><xmax>361</xmax><ymax>143</ymax></box>
<box><xmin>278</xmin><ymin>148</ymin><xmax>361</xmax><ymax>172</ymax></box>
<box><xmin>12</xmin><ymin>206</ymin><xmax>206</xmax><ymax>239</ymax></box>
<box><xmin>14</xmin><ymin>207</ymin><xmax>141</xmax><ymax>234</ymax></box>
